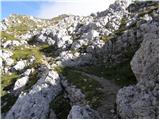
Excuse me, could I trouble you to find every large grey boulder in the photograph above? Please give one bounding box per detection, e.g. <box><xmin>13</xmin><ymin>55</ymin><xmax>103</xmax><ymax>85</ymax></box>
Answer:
<box><xmin>116</xmin><ymin>23</ymin><xmax>159</xmax><ymax>118</ymax></box>
<box><xmin>67</xmin><ymin>105</ymin><xmax>100</xmax><ymax>119</ymax></box>
<box><xmin>5</xmin><ymin>65</ymin><xmax>62</xmax><ymax>119</ymax></box>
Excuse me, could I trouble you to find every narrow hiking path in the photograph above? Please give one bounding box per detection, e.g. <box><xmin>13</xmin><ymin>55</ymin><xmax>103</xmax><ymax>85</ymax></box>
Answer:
<box><xmin>45</xmin><ymin>54</ymin><xmax>121</xmax><ymax>118</ymax></box>
<box><xmin>75</xmin><ymin>70</ymin><xmax>120</xmax><ymax>118</ymax></box>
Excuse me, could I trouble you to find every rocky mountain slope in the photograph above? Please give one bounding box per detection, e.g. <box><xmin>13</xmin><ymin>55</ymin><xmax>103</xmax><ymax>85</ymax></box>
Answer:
<box><xmin>1</xmin><ymin>0</ymin><xmax>159</xmax><ymax>119</ymax></box>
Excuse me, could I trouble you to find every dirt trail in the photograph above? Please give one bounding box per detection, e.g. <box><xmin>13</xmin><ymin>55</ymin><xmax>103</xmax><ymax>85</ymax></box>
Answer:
<box><xmin>45</xmin><ymin>53</ymin><xmax>121</xmax><ymax>118</ymax></box>
<box><xmin>76</xmin><ymin>70</ymin><xmax>120</xmax><ymax>118</ymax></box>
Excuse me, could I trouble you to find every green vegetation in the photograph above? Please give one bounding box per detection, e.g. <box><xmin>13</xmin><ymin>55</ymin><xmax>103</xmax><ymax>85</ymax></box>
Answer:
<box><xmin>56</xmin><ymin>67</ymin><xmax>104</xmax><ymax>109</ymax></box>
<box><xmin>101</xmin><ymin>3</ymin><xmax>158</xmax><ymax>43</ymax></box>
<box><xmin>138</xmin><ymin>4</ymin><xmax>159</xmax><ymax>17</ymax></box>
<box><xmin>100</xmin><ymin>34</ymin><xmax>115</xmax><ymax>43</ymax></box>
<box><xmin>5</xmin><ymin>14</ymin><xmax>68</xmax><ymax>37</ymax></box>
<box><xmin>77</xmin><ymin>62</ymin><xmax>137</xmax><ymax>87</ymax></box>
<box><xmin>8</xmin><ymin>24</ymin><xmax>29</xmax><ymax>35</ymax></box>
<box><xmin>119</xmin><ymin>16</ymin><xmax>127</xmax><ymax>30</ymax></box>
<box><xmin>1</xmin><ymin>31</ymin><xmax>16</xmax><ymax>41</ymax></box>
<box><xmin>49</xmin><ymin>92</ymin><xmax>71</xmax><ymax>119</ymax></box>
<box><xmin>12</xmin><ymin>46</ymin><xmax>44</xmax><ymax>66</ymax></box>
<box><xmin>100</xmin><ymin>29</ymin><xmax>124</xmax><ymax>43</ymax></box>
<box><xmin>100</xmin><ymin>16</ymin><xmax>127</xmax><ymax>43</ymax></box>
<box><xmin>39</xmin><ymin>45</ymin><xmax>58</xmax><ymax>58</ymax></box>
<box><xmin>1</xmin><ymin>72</ymin><xmax>19</xmax><ymax>114</ymax></box>
<box><xmin>1</xmin><ymin>72</ymin><xmax>19</xmax><ymax>96</ymax></box>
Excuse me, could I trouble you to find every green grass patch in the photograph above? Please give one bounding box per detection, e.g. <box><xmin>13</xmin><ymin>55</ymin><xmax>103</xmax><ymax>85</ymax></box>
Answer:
<box><xmin>77</xmin><ymin>62</ymin><xmax>137</xmax><ymax>87</ymax></box>
<box><xmin>57</xmin><ymin>67</ymin><xmax>104</xmax><ymax>109</ymax></box>
<box><xmin>49</xmin><ymin>91</ymin><xmax>71</xmax><ymax>119</ymax></box>
<box><xmin>1</xmin><ymin>72</ymin><xmax>19</xmax><ymax>96</ymax></box>
<box><xmin>8</xmin><ymin>24</ymin><xmax>29</xmax><ymax>35</ymax></box>
<box><xmin>1</xmin><ymin>31</ymin><xmax>16</xmax><ymax>41</ymax></box>
<box><xmin>12</xmin><ymin>46</ymin><xmax>43</xmax><ymax>65</ymax></box>
<box><xmin>1</xmin><ymin>72</ymin><xmax>19</xmax><ymax>114</ymax></box>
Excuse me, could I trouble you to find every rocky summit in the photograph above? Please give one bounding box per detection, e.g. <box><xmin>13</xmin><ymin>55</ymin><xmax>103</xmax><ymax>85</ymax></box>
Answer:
<box><xmin>0</xmin><ymin>0</ymin><xmax>159</xmax><ymax>119</ymax></box>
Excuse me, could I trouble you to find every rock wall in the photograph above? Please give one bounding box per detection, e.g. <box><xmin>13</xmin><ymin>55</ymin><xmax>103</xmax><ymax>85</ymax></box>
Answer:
<box><xmin>116</xmin><ymin>20</ymin><xmax>159</xmax><ymax>118</ymax></box>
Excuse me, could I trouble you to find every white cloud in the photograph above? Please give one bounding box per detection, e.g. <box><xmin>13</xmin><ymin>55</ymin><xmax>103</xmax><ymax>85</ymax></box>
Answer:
<box><xmin>37</xmin><ymin>0</ymin><xmax>116</xmax><ymax>19</ymax></box>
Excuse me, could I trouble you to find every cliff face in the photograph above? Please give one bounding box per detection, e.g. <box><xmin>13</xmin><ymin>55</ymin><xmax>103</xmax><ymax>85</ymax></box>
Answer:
<box><xmin>1</xmin><ymin>0</ymin><xmax>159</xmax><ymax>119</ymax></box>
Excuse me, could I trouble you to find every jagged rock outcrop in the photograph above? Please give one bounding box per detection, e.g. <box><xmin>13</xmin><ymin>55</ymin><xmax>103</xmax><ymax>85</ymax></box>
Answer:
<box><xmin>5</xmin><ymin>65</ymin><xmax>62</xmax><ymax>119</ymax></box>
<box><xmin>116</xmin><ymin>20</ymin><xmax>159</xmax><ymax>118</ymax></box>
<box><xmin>67</xmin><ymin>105</ymin><xmax>100</xmax><ymax>119</ymax></box>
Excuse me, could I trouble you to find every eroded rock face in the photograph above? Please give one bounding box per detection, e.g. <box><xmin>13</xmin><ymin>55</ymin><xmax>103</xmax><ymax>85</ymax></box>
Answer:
<box><xmin>5</xmin><ymin>65</ymin><xmax>62</xmax><ymax>119</ymax></box>
<box><xmin>67</xmin><ymin>105</ymin><xmax>100</xmax><ymax>119</ymax></box>
<box><xmin>116</xmin><ymin>21</ymin><xmax>159</xmax><ymax>118</ymax></box>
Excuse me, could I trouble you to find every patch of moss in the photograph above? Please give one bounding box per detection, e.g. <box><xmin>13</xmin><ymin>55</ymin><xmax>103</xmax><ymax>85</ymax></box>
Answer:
<box><xmin>49</xmin><ymin>92</ymin><xmax>71</xmax><ymax>119</ymax></box>
<box><xmin>57</xmin><ymin>67</ymin><xmax>104</xmax><ymax>109</ymax></box>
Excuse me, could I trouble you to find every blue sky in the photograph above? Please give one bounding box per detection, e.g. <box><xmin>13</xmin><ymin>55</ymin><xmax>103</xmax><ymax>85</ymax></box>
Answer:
<box><xmin>1</xmin><ymin>1</ymin><xmax>48</xmax><ymax>19</ymax></box>
<box><xmin>1</xmin><ymin>0</ymin><xmax>116</xmax><ymax>20</ymax></box>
